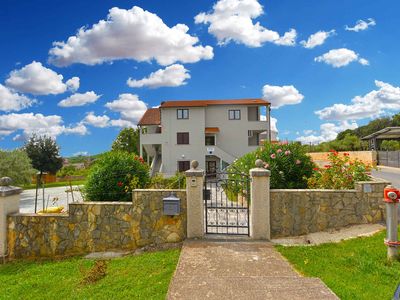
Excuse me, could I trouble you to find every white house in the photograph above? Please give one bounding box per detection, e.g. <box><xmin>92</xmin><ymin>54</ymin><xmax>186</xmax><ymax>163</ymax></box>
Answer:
<box><xmin>138</xmin><ymin>98</ymin><xmax>273</xmax><ymax>177</ymax></box>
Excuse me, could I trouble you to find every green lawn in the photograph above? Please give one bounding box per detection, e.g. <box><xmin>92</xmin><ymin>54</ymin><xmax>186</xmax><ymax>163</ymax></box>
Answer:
<box><xmin>0</xmin><ymin>249</ymin><xmax>180</xmax><ymax>300</ymax></box>
<box><xmin>22</xmin><ymin>180</ymin><xmax>86</xmax><ymax>190</ymax></box>
<box><xmin>276</xmin><ymin>229</ymin><xmax>400</xmax><ymax>300</ymax></box>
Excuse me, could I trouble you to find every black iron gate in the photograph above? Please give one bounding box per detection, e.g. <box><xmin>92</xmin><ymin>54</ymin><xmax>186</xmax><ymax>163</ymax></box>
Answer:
<box><xmin>203</xmin><ymin>171</ymin><xmax>250</xmax><ymax>235</ymax></box>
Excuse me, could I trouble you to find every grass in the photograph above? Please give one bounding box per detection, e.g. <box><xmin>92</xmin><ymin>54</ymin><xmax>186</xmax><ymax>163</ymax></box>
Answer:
<box><xmin>0</xmin><ymin>249</ymin><xmax>180</xmax><ymax>300</ymax></box>
<box><xmin>276</xmin><ymin>229</ymin><xmax>400</xmax><ymax>300</ymax></box>
<box><xmin>22</xmin><ymin>180</ymin><xmax>86</xmax><ymax>190</ymax></box>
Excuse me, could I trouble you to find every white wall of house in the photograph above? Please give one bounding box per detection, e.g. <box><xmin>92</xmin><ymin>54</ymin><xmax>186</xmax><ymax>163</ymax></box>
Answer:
<box><xmin>140</xmin><ymin>104</ymin><xmax>270</xmax><ymax>177</ymax></box>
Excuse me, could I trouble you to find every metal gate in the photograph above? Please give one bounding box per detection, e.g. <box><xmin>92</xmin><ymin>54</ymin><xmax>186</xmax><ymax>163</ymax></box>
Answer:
<box><xmin>203</xmin><ymin>171</ymin><xmax>250</xmax><ymax>235</ymax></box>
<box><xmin>378</xmin><ymin>151</ymin><xmax>400</xmax><ymax>168</ymax></box>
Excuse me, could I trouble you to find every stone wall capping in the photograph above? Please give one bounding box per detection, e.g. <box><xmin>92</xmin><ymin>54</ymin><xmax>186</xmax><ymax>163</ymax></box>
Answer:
<box><xmin>9</xmin><ymin>212</ymin><xmax>69</xmax><ymax>217</ymax></box>
<box><xmin>69</xmin><ymin>201</ymin><xmax>133</xmax><ymax>206</ymax></box>
<box><xmin>271</xmin><ymin>189</ymin><xmax>357</xmax><ymax>193</ymax></box>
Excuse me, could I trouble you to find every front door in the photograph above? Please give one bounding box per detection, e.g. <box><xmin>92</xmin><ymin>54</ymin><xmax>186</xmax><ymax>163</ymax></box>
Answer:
<box><xmin>206</xmin><ymin>161</ymin><xmax>217</xmax><ymax>176</ymax></box>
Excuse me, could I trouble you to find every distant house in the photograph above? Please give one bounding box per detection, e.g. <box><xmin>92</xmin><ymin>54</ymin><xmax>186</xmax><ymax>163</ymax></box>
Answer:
<box><xmin>361</xmin><ymin>127</ymin><xmax>400</xmax><ymax>150</ymax></box>
<box><xmin>138</xmin><ymin>98</ymin><xmax>273</xmax><ymax>177</ymax></box>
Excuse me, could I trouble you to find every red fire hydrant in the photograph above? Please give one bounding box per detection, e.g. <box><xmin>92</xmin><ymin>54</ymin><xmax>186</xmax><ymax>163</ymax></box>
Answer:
<box><xmin>384</xmin><ymin>185</ymin><xmax>400</xmax><ymax>260</ymax></box>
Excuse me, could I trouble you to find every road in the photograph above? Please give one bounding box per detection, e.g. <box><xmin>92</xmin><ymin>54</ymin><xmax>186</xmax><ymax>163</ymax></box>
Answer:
<box><xmin>372</xmin><ymin>166</ymin><xmax>400</xmax><ymax>188</ymax></box>
<box><xmin>20</xmin><ymin>185</ymin><xmax>83</xmax><ymax>213</ymax></box>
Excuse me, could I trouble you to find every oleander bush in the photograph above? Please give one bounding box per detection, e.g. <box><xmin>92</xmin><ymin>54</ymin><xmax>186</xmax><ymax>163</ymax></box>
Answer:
<box><xmin>307</xmin><ymin>150</ymin><xmax>372</xmax><ymax>189</ymax></box>
<box><xmin>85</xmin><ymin>151</ymin><xmax>149</xmax><ymax>201</ymax></box>
<box><xmin>228</xmin><ymin>142</ymin><xmax>315</xmax><ymax>190</ymax></box>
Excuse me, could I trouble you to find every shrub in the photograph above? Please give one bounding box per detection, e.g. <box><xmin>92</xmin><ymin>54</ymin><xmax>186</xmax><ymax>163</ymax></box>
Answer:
<box><xmin>228</xmin><ymin>142</ymin><xmax>315</xmax><ymax>189</ymax></box>
<box><xmin>380</xmin><ymin>140</ymin><xmax>400</xmax><ymax>151</ymax></box>
<box><xmin>307</xmin><ymin>150</ymin><xmax>372</xmax><ymax>189</ymax></box>
<box><xmin>0</xmin><ymin>149</ymin><xmax>36</xmax><ymax>185</ymax></box>
<box><xmin>149</xmin><ymin>172</ymin><xmax>186</xmax><ymax>189</ymax></box>
<box><xmin>85</xmin><ymin>151</ymin><xmax>150</xmax><ymax>201</ymax></box>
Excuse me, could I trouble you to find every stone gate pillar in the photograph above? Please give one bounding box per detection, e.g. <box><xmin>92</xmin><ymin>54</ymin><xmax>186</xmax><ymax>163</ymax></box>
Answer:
<box><xmin>250</xmin><ymin>160</ymin><xmax>271</xmax><ymax>240</ymax></box>
<box><xmin>185</xmin><ymin>161</ymin><xmax>204</xmax><ymax>239</ymax></box>
<box><xmin>0</xmin><ymin>177</ymin><xmax>21</xmax><ymax>257</ymax></box>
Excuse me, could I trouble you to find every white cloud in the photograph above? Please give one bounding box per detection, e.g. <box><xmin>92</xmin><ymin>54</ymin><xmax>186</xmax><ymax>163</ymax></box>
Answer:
<box><xmin>345</xmin><ymin>18</ymin><xmax>376</xmax><ymax>32</ymax></box>
<box><xmin>0</xmin><ymin>84</ymin><xmax>33</xmax><ymax>112</ymax></box>
<box><xmin>109</xmin><ymin>119</ymin><xmax>136</xmax><ymax>128</ymax></box>
<box><xmin>82</xmin><ymin>112</ymin><xmax>110</xmax><ymax>128</ymax></box>
<box><xmin>66</xmin><ymin>77</ymin><xmax>80</xmax><ymax>92</ymax></box>
<box><xmin>58</xmin><ymin>91</ymin><xmax>100</xmax><ymax>107</ymax></box>
<box><xmin>194</xmin><ymin>0</ymin><xmax>296</xmax><ymax>47</ymax></box>
<box><xmin>296</xmin><ymin>121</ymin><xmax>358</xmax><ymax>144</ymax></box>
<box><xmin>127</xmin><ymin>64</ymin><xmax>190</xmax><ymax>88</ymax></box>
<box><xmin>300</xmin><ymin>30</ymin><xmax>335</xmax><ymax>49</ymax></box>
<box><xmin>49</xmin><ymin>6</ymin><xmax>213</xmax><ymax>67</ymax></box>
<box><xmin>270</xmin><ymin>117</ymin><xmax>278</xmax><ymax>133</ymax></box>
<box><xmin>316</xmin><ymin>80</ymin><xmax>400</xmax><ymax>121</ymax></box>
<box><xmin>105</xmin><ymin>93</ymin><xmax>147</xmax><ymax>125</ymax></box>
<box><xmin>314</xmin><ymin>48</ymin><xmax>368</xmax><ymax>68</ymax></box>
<box><xmin>0</xmin><ymin>113</ymin><xmax>88</xmax><ymax>138</ymax></box>
<box><xmin>5</xmin><ymin>61</ymin><xmax>77</xmax><ymax>95</ymax></box>
<box><xmin>262</xmin><ymin>84</ymin><xmax>304</xmax><ymax>108</ymax></box>
<box><xmin>73</xmin><ymin>151</ymin><xmax>89</xmax><ymax>156</ymax></box>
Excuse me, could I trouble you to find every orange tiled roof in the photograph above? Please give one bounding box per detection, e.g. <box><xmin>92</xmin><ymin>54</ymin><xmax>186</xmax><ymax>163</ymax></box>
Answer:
<box><xmin>160</xmin><ymin>98</ymin><xmax>269</xmax><ymax>108</ymax></box>
<box><xmin>137</xmin><ymin>108</ymin><xmax>160</xmax><ymax>125</ymax></box>
<box><xmin>205</xmin><ymin>127</ymin><xmax>220</xmax><ymax>133</ymax></box>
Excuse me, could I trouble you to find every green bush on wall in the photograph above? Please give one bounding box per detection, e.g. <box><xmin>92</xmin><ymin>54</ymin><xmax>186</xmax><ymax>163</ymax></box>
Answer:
<box><xmin>85</xmin><ymin>151</ymin><xmax>150</xmax><ymax>201</ymax></box>
<box><xmin>228</xmin><ymin>142</ymin><xmax>315</xmax><ymax>189</ymax></box>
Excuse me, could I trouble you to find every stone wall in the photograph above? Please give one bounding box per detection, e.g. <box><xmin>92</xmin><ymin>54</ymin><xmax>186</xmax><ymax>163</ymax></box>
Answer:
<box><xmin>7</xmin><ymin>189</ymin><xmax>186</xmax><ymax>259</ymax></box>
<box><xmin>308</xmin><ymin>151</ymin><xmax>377</xmax><ymax>166</ymax></box>
<box><xmin>270</xmin><ymin>180</ymin><xmax>387</xmax><ymax>238</ymax></box>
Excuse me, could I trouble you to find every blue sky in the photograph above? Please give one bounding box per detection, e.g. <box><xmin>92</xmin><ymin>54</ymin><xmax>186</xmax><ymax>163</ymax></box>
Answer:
<box><xmin>0</xmin><ymin>0</ymin><xmax>399</xmax><ymax>156</ymax></box>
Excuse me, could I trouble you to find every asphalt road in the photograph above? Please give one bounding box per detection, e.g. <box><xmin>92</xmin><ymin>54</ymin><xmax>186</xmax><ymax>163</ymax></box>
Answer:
<box><xmin>20</xmin><ymin>186</ymin><xmax>83</xmax><ymax>213</ymax></box>
<box><xmin>372</xmin><ymin>166</ymin><xmax>400</xmax><ymax>188</ymax></box>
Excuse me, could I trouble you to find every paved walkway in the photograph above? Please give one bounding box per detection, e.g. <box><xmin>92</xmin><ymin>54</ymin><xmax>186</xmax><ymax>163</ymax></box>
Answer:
<box><xmin>167</xmin><ymin>240</ymin><xmax>338</xmax><ymax>300</ymax></box>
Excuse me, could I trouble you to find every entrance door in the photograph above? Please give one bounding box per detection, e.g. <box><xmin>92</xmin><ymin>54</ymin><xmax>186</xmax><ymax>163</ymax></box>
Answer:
<box><xmin>206</xmin><ymin>161</ymin><xmax>217</xmax><ymax>176</ymax></box>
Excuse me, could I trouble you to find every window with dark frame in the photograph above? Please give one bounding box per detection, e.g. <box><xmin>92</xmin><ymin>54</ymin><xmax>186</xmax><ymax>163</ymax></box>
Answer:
<box><xmin>205</xmin><ymin>135</ymin><xmax>216</xmax><ymax>146</ymax></box>
<box><xmin>177</xmin><ymin>109</ymin><xmax>189</xmax><ymax>119</ymax></box>
<box><xmin>229</xmin><ymin>109</ymin><xmax>241</xmax><ymax>120</ymax></box>
<box><xmin>178</xmin><ymin>161</ymin><xmax>190</xmax><ymax>172</ymax></box>
<box><xmin>177</xmin><ymin>132</ymin><xmax>189</xmax><ymax>144</ymax></box>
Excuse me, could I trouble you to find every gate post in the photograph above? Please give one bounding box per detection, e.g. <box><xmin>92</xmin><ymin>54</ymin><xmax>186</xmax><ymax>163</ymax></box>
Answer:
<box><xmin>0</xmin><ymin>177</ymin><xmax>21</xmax><ymax>258</ymax></box>
<box><xmin>250</xmin><ymin>160</ymin><xmax>271</xmax><ymax>240</ymax></box>
<box><xmin>185</xmin><ymin>161</ymin><xmax>205</xmax><ymax>239</ymax></box>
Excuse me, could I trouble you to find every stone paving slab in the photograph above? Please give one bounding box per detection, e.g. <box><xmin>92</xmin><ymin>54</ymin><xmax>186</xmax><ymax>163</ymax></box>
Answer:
<box><xmin>167</xmin><ymin>240</ymin><xmax>338</xmax><ymax>300</ymax></box>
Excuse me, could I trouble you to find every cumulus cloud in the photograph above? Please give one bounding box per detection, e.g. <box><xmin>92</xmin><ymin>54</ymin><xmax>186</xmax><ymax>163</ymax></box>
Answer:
<box><xmin>314</xmin><ymin>48</ymin><xmax>368</xmax><ymax>68</ymax></box>
<box><xmin>0</xmin><ymin>84</ymin><xmax>33</xmax><ymax>112</ymax></box>
<box><xmin>315</xmin><ymin>80</ymin><xmax>400</xmax><ymax>121</ymax></box>
<box><xmin>300</xmin><ymin>30</ymin><xmax>335</xmax><ymax>49</ymax></box>
<box><xmin>262</xmin><ymin>84</ymin><xmax>304</xmax><ymax>109</ymax></box>
<box><xmin>296</xmin><ymin>121</ymin><xmax>358</xmax><ymax>144</ymax></box>
<box><xmin>105</xmin><ymin>93</ymin><xmax>147</xmax><ymax>126</ymax></box>
<box><xmin>66</xmin><ymin>77</ymin><xmax>80</xmax><ymax>92</ymax></box>
<box><xmin>127</xmin><ymin>64</ymin><xmax>190</xmax><ymax>88</ymax></box>
<box><xmin>5</xmin><ymin>61</ymin><xmax>78</xmax><ymax>95</ymax></box>
<box><xmin>49</xmin><ymin>6</ymin><xmax>213</xmax><ymax>67</ymax></box>
<box><xmin>82</xmin><ymin>112</ymin><xmax>110</xmax><ymax>128</ymax></box>
<box><xmin>345</xmin><ymin>18</ymin><xmax>376</xmax><ymax>32</ymax></box>
<box><xmin>0</xmin><ymin>113</ymin><xmax>88</xmax><ymax>138</ymax></box>
<box><xmin>194</xmin><ymin>0</ymin><xmax>296</xmax><ymax>47</ymax></box>
<box><xmin>58</xmin><ymin>91</ymin><xmax>101</xmax><ymax>107</ymax></box>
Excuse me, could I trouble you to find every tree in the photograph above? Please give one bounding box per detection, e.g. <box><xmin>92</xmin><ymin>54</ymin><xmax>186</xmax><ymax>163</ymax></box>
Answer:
<box><xmin>380</xmin><ymin>140</ymin><xmax>400</xmax><ymax>151</ymax></box>
<box><xmin>24</xmin><ymin>135</ymin><xmax>63</xmax><ymax>175</ymax></box>
<box><xmin>0</xmin><ymin>149</ymin><xmax>35</xmax><ymax>185</ymax></box>
<box><xmin>111</xmin><ymin>128</ymin><xmax>140</xmax><ymax>155</ymax></box>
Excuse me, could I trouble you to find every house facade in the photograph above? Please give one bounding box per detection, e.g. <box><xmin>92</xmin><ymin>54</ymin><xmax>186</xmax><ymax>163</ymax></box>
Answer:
<box><xmin>138</xmin><ymin>99</ymin><xmax>273</xmax><ymax>177</ymax></box>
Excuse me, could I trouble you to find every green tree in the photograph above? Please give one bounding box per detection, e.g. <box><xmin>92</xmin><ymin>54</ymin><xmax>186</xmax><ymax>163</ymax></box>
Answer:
<box><xmin>111</xmin><ymin>128</ymin><xmax>140</xmax><ymax>155</ymax></box>
<box><xmin>24</xmin><ymin>135</ymin><xmax>63</xmax><ymax>175</ymax></box>
<box><xmin>380</xmin><ymin>140</ymin><xmax>400</xmax><ymax>151</ymax></box>
<box><xmin>0</xmin><ymin>149</ymin><xmax>35</xmax><ymax>185</ymax></box>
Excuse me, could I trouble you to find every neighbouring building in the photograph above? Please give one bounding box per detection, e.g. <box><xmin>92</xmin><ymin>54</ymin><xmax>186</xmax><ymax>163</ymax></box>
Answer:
<box><xmin>138</xmin><ymin>98</ymin><xmax>274</xmax><ymax>177</ymax></box>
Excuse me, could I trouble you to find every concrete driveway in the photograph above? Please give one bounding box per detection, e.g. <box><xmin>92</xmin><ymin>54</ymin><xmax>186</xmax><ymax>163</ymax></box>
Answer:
<box><xmin>20</xmin><ymin>185</ymin><xmax>83</xmax><ymax>213</ymax></box>
<box><xmin>372</xmin><ymin>166</ymin><xmax>400</xmax><ymax>188</ymax></box>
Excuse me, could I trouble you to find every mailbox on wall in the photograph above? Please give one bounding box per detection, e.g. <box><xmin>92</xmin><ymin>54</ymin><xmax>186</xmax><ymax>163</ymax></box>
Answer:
<box><xmin>163</xmin><ymin>193</ymin><xmax>180</xmax><ymax>216</ymax></box>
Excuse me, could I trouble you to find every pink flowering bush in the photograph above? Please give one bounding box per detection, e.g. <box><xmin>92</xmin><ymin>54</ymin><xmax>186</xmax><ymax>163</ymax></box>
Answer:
<box><xmin>228</xmin><ymin>142</ymin><xmax>314</xmax><ymax>189</ymax></box>
<box><xmin>307</xmin><ymin>150</ymin><xmax>372</xmax><ymax>189</ymax></box>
